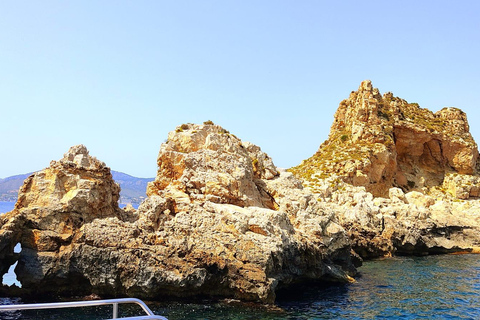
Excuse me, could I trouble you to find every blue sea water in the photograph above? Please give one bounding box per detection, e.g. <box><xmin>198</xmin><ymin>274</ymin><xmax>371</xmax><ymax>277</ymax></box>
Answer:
<box><xmin>2</xmin><ymin>254</ymin><xmax>480</xmax><ymax>319</ymax></box>
<box><xmin>149</xmin><ymin>254</ymin><xmax>480</xmax><ymax>319</ymax></box>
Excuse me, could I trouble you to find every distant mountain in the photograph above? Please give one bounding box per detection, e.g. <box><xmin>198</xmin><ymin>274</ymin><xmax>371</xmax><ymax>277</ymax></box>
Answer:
<box><xmin>0</xmin><ymin>173</ymin><xmax>32</xmax><ymax>201</ymax></box>
<box><xmin>0</xmin><ymin>171</ymin><xmax>153</xmax><ymax>205</ymax></box>
<box><xmin>111</xmin><ymin>171</ymin><xmax>154</xmax><ymax>205</ymax></box>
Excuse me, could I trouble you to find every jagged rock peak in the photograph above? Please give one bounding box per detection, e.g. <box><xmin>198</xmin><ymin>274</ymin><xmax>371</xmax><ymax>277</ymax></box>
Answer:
<box><xmin>360</xmin><ymin>79</ymin><xmax>373</xmax><ymax>90</ymax></box>
<box><xmin>147</xmin><ymin>121</ymin><xmax>279</xmax><ymax>210</ymax></box>
<box><xmin>15</xmin><ymin>144</ymin><xmax>120</xmax><ymax>216</ymax></box>
<box><xmin>60</xmin><ymin>144</ymin><xmax>106</xmax><ymax>169</ymax></box>
<box><xmin>335</xmin><ymin>81</ymin><xmax>473</xmax><ymax>145</ymax></box>
<box><xmin>354</xmin><ymin>79</ymin><xmax>379</xmax><ymax>96</ymax></box>
<box><xmin>291</xmin><ymin>80</ymin><xmax>479</xmax><ymax>197</ymax></box>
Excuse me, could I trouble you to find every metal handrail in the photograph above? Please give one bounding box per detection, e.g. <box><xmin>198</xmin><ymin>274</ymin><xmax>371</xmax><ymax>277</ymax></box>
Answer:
<box><xmin>0</xmin><ymin>297</ymin><xmax>168</xmax><ymax>320</ymax></box>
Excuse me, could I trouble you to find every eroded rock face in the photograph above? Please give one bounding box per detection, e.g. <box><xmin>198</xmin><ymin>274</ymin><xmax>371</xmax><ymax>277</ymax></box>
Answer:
<box><xmin>0</xmin><ymin>129</ymin><xmax>357</xmax><ymax>303</ymax></box>
<box><xmin>312</xmin><ymin>177</ymin><xmax>480</xmax><ymax>258</ymax></box>
<box><xmin>290</xmin><ymin>81</ymin><xmax>480</xmax><ymax>258</ymax></box>
<box><xmin>0</xmin><ymin>145</ymin><xmax>121</xmax><ymax>293</ymax></box>
<box><xmin>147</xmin><ymin>123</ymin><xmax>279</xmax><ymax>210</ymax></box>
<box><xmin>292</xmin><ymin>80</ymin><xmax>478</xmax><ymax>197</ymax></box>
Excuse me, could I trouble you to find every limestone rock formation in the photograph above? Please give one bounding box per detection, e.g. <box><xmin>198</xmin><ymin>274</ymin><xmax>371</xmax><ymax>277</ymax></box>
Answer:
<box><xmin>312</xmin><ymin>176</ymin><xmax>480</xmax><ymax>258</ymax></box>
<box><xmin>147</xmin><ymin>123</ymin><xmax>279</xmax><ymax>210</ymax></box>
<box><xmin>291</xmin><ymin>81</ymin><xmax>480</xmax><ymax>258</ymax></box>
<box><xmin>0</xmin><ymin>127</ymin><xmax>357</xmax><ymax>303</ymax></box>
<box><xmin>0</xmin><ymin>145</ymin><xmax>121</xmax><ymax>293</ymax></box>
<box><xmin>291</xmin><ymin>80</ymin><xmax>478</xmax><ymax>197</ymax></box>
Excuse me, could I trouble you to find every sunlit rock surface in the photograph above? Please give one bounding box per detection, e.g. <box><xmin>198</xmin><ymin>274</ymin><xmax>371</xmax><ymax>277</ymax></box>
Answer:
<box><xmin>0</xmin><ymin>127</ymin><xmax>357</xmax><ymax>303</ymax></box>
<box><xmin>291</xmin><ymin>81</ymin><xmax>480</xmax><ymax>258</ymax></box>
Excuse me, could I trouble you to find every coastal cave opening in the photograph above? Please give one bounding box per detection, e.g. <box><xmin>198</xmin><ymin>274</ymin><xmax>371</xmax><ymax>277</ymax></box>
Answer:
<box><xmin>1</xmin><ymin>243</ymin><xmax>22</xmax><ymax>287</ymax></box>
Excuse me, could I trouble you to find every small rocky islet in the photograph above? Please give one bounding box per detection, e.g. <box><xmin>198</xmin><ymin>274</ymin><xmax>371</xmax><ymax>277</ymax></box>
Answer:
<box><xmin>1</xmin><ymin>81</ymin><xmax>480</xmax><ymax>304</ymax></box>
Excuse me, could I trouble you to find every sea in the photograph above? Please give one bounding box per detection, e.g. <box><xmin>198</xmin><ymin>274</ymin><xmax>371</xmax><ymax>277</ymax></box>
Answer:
<box><xmin>2</xmin><ymin>199</ymin><xmax>480</xmax><ymax>319</ymax></box>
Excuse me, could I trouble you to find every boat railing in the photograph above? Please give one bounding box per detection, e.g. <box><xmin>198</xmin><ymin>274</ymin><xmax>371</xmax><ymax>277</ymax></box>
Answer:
<box><xmin>0</xmin><ymin>297</ymin><xmax>168</xmax><ymax>320</ymax></box>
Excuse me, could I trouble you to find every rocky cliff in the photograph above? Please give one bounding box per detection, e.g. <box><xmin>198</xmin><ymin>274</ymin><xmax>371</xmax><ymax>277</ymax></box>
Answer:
<box><xmin>291</xmin><ymin>81</ymin><xmax>480</xmax><ymax>258</ymax></box>
<box><xmin>291</xmin><ymin>80</ymin><xmax>478</xmax><ymax>197</ymax></box>
<box><xmin>0</xmin><ymin>125</ymin><xmax>357</xmax><ymax>303</ymax></box>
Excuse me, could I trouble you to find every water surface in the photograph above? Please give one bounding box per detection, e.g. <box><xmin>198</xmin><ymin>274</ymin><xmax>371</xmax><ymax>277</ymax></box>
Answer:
<box><xmin>2</xmin><ymin>254</ymin><xmax>480</xmax><ymax>319</ymax></box>
<box><xmin>149</xmin><ymin>254</ymin><xmax>480</xmax><ymax>319</ymax></box>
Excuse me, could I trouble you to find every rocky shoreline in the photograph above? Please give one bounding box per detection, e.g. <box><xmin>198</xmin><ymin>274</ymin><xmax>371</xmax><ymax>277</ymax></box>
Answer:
<box><xmin>2</xmin><ymin>81</ymin><xmax>480</xmax><ymax>304</ymax></box>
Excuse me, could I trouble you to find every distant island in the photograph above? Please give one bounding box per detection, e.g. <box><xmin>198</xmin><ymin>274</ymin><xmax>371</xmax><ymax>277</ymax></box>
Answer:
<box><xmin>0</xmin><ymin>171</ymin><xmax>153</xmax><ymax>206</ymax></box>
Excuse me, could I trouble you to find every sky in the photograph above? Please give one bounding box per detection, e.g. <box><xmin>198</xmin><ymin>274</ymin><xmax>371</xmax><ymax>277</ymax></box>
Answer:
<box><xmin>1</xmin><ymin>1</ymin><xmax>479</xmax><ymax>179</ymax></box>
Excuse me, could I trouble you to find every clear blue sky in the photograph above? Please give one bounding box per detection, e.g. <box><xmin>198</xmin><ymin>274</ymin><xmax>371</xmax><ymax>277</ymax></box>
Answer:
<box><xmin>1</xmin><ymin>1</ymin><xmax>479</xmax><ymax>178</ymax></box>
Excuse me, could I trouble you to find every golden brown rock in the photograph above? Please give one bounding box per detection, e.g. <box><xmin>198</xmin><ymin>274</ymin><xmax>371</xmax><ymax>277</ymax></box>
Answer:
<box><xmin>0</xmin><ymin>145</ymin><xmax>122</xmax><ymax>293</ymax></box>
<box><xmin>0</xmin><ymin>130</ymin><xmax>357</xmax><ymax>303</ymax></box>
<box><xmin>291</xmin><ymin>81</ymin><xmax>480</xmax><ymax>258</ymax></box>
<box><xmin>292</xmin><ymin>80</ymin><xmax>479</xmax><ymax>197</ymax></box>
<box><xmin>147</xmin><ymin>123</ymin><xmax>279</xmax><ymax>210</ymax></box>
